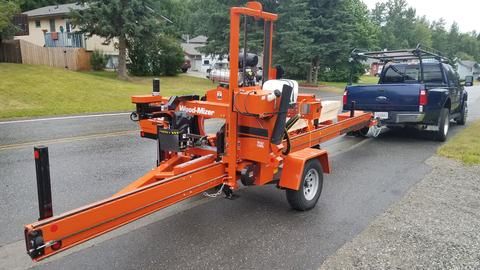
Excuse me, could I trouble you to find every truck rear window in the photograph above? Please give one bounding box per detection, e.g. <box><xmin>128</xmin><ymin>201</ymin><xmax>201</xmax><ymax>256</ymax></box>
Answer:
<box><xmin>382</xmin><ymin>64</ymin><xmax>444</xmax><ymax>84</ymax></box>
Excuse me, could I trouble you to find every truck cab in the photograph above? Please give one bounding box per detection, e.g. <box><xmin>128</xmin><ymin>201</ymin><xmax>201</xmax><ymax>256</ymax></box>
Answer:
<box><xmin>344</xmin><ymin>46</ymin><xmax>471</xmax><ymax>141</ymax></box>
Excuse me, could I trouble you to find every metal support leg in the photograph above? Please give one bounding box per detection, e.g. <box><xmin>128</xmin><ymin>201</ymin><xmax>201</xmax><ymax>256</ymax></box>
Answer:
<box><xmin>34</xmin><ymin>146</ymin><xmax>53</xmax><ymax>221</ymax></box>
<box><xmin>156</xmin><ymin>125</ymin><xmax>165</xmax><ymax>166</ymax></box>
<box><xmin>350</xmin><ymin>101</ymin><xmax>356</xmax><ymax>118</ymax></box>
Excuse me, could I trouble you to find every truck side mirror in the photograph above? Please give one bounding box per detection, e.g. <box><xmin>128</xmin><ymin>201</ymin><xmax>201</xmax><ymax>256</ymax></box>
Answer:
<box><xmin>464</xmin><ymin>75</ymin><xmax>474</xmax><ymax>87</ymax></box>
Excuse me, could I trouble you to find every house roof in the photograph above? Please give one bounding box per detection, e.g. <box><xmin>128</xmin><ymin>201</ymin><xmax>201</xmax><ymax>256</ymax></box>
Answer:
<box><xmin>188</xmin><ymin>35</ymin><xmax>208</xmax><ymax>44</ymax></box>
<box><xmin>23</xmin><ymin>3</ymin><xmax>85</xmax><ymax>18</ymax></box>
<box><xmin>181</xmin><ymin>43</ymin><xmax>204</xmax><ymax>56</ymax></box>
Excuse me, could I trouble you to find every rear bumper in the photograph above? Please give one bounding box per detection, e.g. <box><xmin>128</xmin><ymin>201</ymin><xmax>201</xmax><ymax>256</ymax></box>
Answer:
<box><xmin>380</xmin><ymin>111</ymin><xmax>425</xmax><ymax>124</ymax></box>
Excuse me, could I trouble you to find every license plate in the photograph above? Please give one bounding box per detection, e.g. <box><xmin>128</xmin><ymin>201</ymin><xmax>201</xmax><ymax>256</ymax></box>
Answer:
<box><xmin>374</xmin><ymin>112</ymin><xmax>389</xmax><ymax>119</ymax></box>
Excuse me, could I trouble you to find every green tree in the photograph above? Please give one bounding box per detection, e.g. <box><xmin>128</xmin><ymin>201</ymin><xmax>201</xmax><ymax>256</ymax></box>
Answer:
<box><xmin>372</xmin><ymin>0</ymin><xmax>417</xmax><ymax>49</ymax></box>
<box><xmin>413</xmin><ymin>16</ymin><xmax>432</xmax><ymax>48</ymax></box>
<box><xmin>309</xmin><ymin>0</ymin><xmax>377</xmax><ymax>83</ymax></box>
<box><xmin>191</xmin><ymin>0</ymin><xmax>239</xmax><ymax>56</ymax></box>
<box><xmin>456</xmin><ymin>32</ymin><xmax>480</xmax><ymax>62</ymax></box>
<box><xmin>0</xmin><ymin>0</ymin><xmax>20</xmax><ymax>42</ymax></box>
<box><xmin>275</xmin><ymin>0</ymin><xmax>313</xmax><ymax>78</ymax></box>
<box><xmin>187</xmin><ymin>0</ymin><xmax>278</xmax><ymax>56</ymax></box>
<box><xmin>128</xmin><ymin>34</ymin><xmax>184</xmax><ymax>76</ymax></box>
<box><xmin>430</xmin><ymin>19</ymin><xmax>449</xmax><ymax>53</ymax></box>
<box><xmin>154</xmin><ymin>0</ymin><xmax>191</xmax><ymax>38</ymax></box>
<box><xmin>71</xmin><ymin>0</ymin><xmax>159</xmax><ymax>79</ymax></box>
<box><xmin>308</xmin><ymin>0</ymin><xmax>344</xmax><ymax>83</ymax></box>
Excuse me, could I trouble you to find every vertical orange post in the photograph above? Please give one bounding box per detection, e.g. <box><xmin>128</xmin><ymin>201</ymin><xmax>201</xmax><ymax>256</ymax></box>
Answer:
<box><xmin>268</xmin><ymin>21</ymin><xmax>274</xmax><ymax>80</ymax></box>
<box><xmin>225</xmin><ymin>9</ymin><xmax>240</xmax><ymax>189</ymax></box>
<box><xmin>225</xmin><ymin>5</ymin><xmax>278</xmax><ymax>189</ymax></box>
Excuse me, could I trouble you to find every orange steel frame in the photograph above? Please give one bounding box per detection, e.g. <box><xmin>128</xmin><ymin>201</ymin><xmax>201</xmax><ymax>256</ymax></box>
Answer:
<box><xmin>24</xmin><ymin>2</ymin><xmax>374</xmax><ymax>261</ymax></box>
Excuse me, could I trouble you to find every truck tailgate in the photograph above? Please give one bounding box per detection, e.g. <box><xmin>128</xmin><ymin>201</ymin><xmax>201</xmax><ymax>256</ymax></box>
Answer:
<box><xmin>344</xmin><ymin>84</ymin><xmax>421</xmax><ymax>111</ymax></box>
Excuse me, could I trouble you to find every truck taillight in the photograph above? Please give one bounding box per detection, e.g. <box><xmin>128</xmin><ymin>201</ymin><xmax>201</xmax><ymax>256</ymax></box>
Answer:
<box><xmin>419</xmin><ymin>89</ymin><xmax>428</xmax><ymax>106</ymax></box>
<box><xmin>343</xmin><ymin>89</ymin><xmax>348</xmax><ymax>106</ymax></box>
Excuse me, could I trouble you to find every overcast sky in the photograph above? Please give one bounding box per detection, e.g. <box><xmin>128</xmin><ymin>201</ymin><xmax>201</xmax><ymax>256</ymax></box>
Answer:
<box><xmin>362</xmin><ymin>0</ymin><xmax>479</xmax><ymax>33</ymax></box>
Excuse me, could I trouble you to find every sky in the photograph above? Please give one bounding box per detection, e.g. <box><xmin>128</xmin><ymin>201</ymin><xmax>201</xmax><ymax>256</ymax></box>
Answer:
<box><xmin>362</xmin><ymin>0</ymin><xmax>480</xmax><ymax>33</ymax></box>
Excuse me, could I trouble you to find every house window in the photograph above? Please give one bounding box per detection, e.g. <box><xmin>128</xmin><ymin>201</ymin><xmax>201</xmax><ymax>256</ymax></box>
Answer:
<box><xmin>203</xmin><ymin>60</ymin><xmax>210</xmax><ymax>65</ymax></box>
<box><xmin>49</xmin><ymin>18</ymin><xmax>56</xmax><ymax>32</ymax></box>
<box><xmin>35</xmin><ymin>20</ymin><xmax>41</xmax><ymax>28</ymax></box>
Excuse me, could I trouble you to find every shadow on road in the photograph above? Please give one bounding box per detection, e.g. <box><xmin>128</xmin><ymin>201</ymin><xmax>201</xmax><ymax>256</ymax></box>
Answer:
<box><xmin>375</xmin><ymin>122</ymin><xmax>465</xmax><ymax>142</ymax></box>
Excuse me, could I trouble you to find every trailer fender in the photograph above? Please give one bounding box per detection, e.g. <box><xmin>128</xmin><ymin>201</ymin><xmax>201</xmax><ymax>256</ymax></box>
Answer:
<box><xmin>279</xmin><ymin>148</ymin><xmax>330</xmax><ymax>190</ymax></box>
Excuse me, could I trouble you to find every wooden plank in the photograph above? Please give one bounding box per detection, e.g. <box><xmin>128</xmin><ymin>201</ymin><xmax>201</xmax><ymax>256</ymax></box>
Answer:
<box><xmin>289</xmin><ymin>101</ymin><xmax>342</xmax><ymax>131</ymax></box>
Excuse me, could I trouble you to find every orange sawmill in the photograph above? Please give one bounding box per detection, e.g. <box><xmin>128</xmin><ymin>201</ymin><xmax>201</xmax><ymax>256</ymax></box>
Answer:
<box><xmin>24</xmin><ymin>2</ymin><xmax>375</xmax><ymax>261</ymax></box>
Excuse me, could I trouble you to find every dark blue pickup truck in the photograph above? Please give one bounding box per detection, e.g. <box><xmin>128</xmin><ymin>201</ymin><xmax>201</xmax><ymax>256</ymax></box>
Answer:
<box><xmin>344</xmin><ymin>47</ymin><xmax>473</xmax><ymax>141</ymax></box>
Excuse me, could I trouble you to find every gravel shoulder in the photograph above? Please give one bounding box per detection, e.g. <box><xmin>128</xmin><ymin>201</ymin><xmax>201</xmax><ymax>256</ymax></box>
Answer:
<box><xmin>320</xmin><ymin>156</ymin><xmax>480</xmax><ymax>270</ymax></box>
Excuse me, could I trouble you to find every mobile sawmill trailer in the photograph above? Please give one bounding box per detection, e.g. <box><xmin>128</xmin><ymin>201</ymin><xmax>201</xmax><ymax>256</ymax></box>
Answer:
<box><xmin>24</xmin><ymin>2</ymin><xmax>375</xmax><ymax>261</ymax></box>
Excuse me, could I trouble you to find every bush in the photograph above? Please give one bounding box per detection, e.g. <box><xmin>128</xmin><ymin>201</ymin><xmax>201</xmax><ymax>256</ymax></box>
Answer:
<box><xmin>318</xmin><ymin>62</ymin><xmax>366</xmax><ymax>83</ymax></box>
<box><xmin>128</xmin><ymin>35</ymin><xmax>184</xmax><ymax>76</ymax></box>
<box><xmin>90</xmin><ymin>50</ymin><xmax>107</xmax><ymax>71</ymax></box>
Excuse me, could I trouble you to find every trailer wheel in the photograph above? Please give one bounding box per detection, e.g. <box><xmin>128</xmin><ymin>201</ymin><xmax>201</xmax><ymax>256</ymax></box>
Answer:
<box><xmin>286</xmin><ymin>159</ymin><xmax>323</xmax><ymax>211</ymax></box>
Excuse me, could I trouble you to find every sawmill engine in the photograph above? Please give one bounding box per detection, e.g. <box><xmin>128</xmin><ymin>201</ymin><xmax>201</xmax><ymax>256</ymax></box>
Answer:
<box><xmin>239</xmin><ymin>53</ymin><xmax>259</xmax><ymax>87</ymax></box>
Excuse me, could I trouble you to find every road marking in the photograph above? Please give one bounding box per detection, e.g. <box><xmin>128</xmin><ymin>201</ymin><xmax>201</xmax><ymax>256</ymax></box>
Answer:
<box><xmin>0</xmin><ymin>130</ymin><xmax>138</xmax><ymax>151</ymax></box>
<box><xmin>0</xmin><ymin>112</ymin><xmax>130</xmax><ymax>125</ymax></box>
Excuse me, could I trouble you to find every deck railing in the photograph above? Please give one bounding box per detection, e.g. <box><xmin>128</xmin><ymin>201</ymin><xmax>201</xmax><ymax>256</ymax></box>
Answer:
<box><xmin>44</xmin><ymin>32</ymin><xmax>85</xmax><ymax>48</ymax></box>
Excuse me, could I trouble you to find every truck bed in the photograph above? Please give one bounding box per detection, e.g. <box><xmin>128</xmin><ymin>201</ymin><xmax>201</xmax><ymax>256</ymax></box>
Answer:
<box><xmin>344</xmin><ymin>83</ymin><xmax>422</xmax><ymax>112</ymax></box>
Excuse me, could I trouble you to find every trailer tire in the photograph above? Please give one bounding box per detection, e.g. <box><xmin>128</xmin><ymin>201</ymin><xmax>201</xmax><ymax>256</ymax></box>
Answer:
<box><xmin>286</xmin><ymin>159</ymin><xmax>323</xmax><ymax>211</ymax></box>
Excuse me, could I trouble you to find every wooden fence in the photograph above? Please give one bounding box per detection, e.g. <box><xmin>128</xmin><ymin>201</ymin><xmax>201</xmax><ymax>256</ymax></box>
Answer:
<box><xmin>0</xmin><ymin>40</ymin><xmax>22</xmax><ymax>63</ymax></box>
<box><xmin>0</xmin><ymin>39</ymin><xmax>91</xmax><ymax>71</ymax></box>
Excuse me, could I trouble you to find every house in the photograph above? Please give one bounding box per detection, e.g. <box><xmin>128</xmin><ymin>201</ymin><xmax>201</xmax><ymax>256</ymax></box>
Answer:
<box><xmin>180</xmin><ymin>35</ymin><xmax>220</xmax><ymax>73</ymax></box>
<box><xmin>14</xmin><ymin>3</ymin><xmax>118</xmax><ymax>68</ymax></box>
<box><xmin>369</xmin><ymin>62</ymin><xmax>384</xmax><ymax>76</ymax></box>
<box><xmin>457</xmin><ymin>60</ymin><xmax>480</xmax><ymax>80</ymax></box>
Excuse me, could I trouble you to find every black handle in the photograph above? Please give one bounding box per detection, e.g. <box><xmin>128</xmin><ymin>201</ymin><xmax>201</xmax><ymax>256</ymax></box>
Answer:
<box><xmin>152</xmin><ymin>78</ymin><xmax>160</xmax><ymax>94</ymax></box>
<box><xmin>271</xmin><ymin>84</ymin><xmax>293</xmax><ymax>145</ymax></box>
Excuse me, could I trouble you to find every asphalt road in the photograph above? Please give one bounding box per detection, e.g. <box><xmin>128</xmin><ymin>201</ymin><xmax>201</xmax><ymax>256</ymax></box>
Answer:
<box><xmin>1</xmin><ymin>87</ymin><xmax>479</xmax><ymax>269</ymax></box>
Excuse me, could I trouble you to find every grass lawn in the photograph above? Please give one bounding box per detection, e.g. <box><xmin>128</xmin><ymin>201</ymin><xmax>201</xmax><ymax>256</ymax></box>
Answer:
<box><xmin>438</xmin><ymin>120</ymin><xmax>480</xmax><ymax>165</ymax></box>
<box><xmin>300</xmin><ymin>75</ymin><xmax>379</xmax><ymax>93</ymax></box>
<box><xmin>318</xmin><ymin>75</ymin><xmax>379</xmax><ymax>89</ymax></box>
<box><xmin>0</xmin><ymin>63</ymin><xmax>215</xmax><ymax>119</ymax></box>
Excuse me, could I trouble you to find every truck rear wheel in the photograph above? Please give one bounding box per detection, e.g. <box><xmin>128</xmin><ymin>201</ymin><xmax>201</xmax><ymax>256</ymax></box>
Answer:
<box><xmin>286</xmin><ymin>159</ymin><xmax>323</xmax><ymax>211</ymax></box>
<box><xmin>456</xmin><ymin>103</ymin><xmax>467</xmax><ymax>125</ymax></box>
<box><xmin>434</xmin><ymin>108</ymin><xmax>450</xmax><ymax>142</ymax></box>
